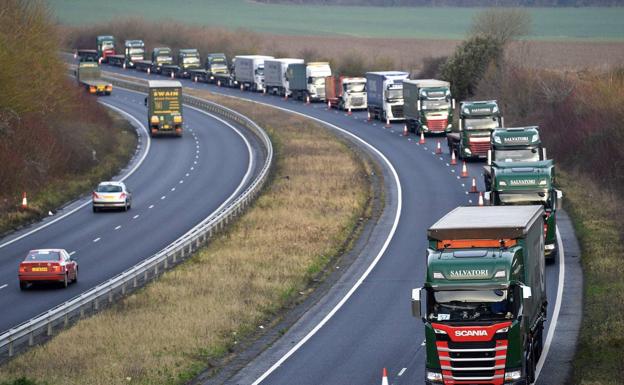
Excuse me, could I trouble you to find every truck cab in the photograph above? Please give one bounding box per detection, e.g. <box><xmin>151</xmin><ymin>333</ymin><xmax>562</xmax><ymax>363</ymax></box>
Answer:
<box><xmin>96</xmin><ymin>35</ymin><xmax>115</xmax><ymax>63</ymax></box>
<box><xmin>123</xmin><ymin>40</ymin><xmax>145</xmax><ymax>68</ymax></box>
<box><xmin>365</xmin><ymin>71</ymin><xmax>409</xmax><ymax>122</ymax></box>
<box><xmin>176</xmin><ymin>49</ymin><xmax>201</xmax><ymax>78</ymax></box>
<box><xmin>146</xmin><ymin>80</ymin><xmax>183</xmax><ymax>137</ymax></box>
<box><xmin>448</xmin><ymin>100</ymin><xmax>502</xmax><ymax>159</ymax></box>
<box><xmin>206</xmin><ymin>53</ymin><xmax>229</xmax><ymax>81</ymax></box>
<box><xmin>403</xmin><ymin>79</ymin><xmax>455</xmax><ymax>134</ymax></box>
<box><xmin>486</xmin><ymin>161</ymin><xmax>562</xmax><ymax>260</ymax></box>
<box><xmin>265</xmin><ymin>58</ymin><xmax>304</xmax><ymax>96</ymax></box>
<box><xmin>150</xmin><ymin>47</ymin><xmax>174</xmax><ymax>74</ymax></box>
<box><xmin>413</xmin><ymin>206</ymin><xmax>547</xmax><ymax>385</ymax></box>
<box><xmin>326</xmin><ymin>76</ymin><xmax>367</xmax><ymax>110</ymax></box>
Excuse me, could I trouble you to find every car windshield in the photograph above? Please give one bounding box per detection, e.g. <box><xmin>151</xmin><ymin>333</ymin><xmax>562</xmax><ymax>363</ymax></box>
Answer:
<box><xmin>423</xmin><ymin>100</ymin><xmax>450</xmax><ymax>111</ymax></box>
<box><xmin>182</xmin><ymin>57</ymin><xmax>200</xmax><ymax>64</ymax></box>
<box><xmin>386</xmin><ymin>88</ymin><xmax>403</xmax><ymax>100</ymax></box>
<box><xmin>129</xmin><ymin>48</ymin><xmax>144</xmax><ymax>55</ymax></box>
<box><xmin>428</xmin><ymin>288</ymin><xmax>517</xmax><ymax>322</ymax></box>
<box><xmin>494</xmin><ymin>149</ymin><xmax>540</xmax><ymax>162</ymax></box>
<box><xmin>464</xmin><ymin>117</ymin><xmax>499</xmax><ymax>130</ymax></box>
<box><xmin>497</xmin><ymin>191</ymin><xmax>550</xmax><ymax>206</ymax></box>
<box><xmin>345</xmin><ymin>82</ymin><xmax>365</xmax><ymax>93</ymax></box>
<box><xmin>97</xmin><ymin>184</ymin><xmax>123</xmax><ymax>193</ymax></box>
<box><xmin>26</xmin><ymin>251</ymin><xmax>60</xmax><ymax>261</ymax></box>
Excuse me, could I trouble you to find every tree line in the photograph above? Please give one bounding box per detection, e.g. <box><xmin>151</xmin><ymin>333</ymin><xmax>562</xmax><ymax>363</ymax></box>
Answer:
<box><xmin>255</xmin><ymin>0</ymin><xmax>622</xmax><ymax>6</ymax></box>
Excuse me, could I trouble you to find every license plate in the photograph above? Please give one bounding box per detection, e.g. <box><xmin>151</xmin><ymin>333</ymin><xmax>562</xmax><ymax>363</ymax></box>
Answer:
<box><xmin>32</xmin><ymin>267</ymin><xmax>47</xmax><ymax>272</ymax></box>
<box><xmin>104</xmin><ymin>195</ymin><xmax>116</xmax><ymax>200</ymax></box>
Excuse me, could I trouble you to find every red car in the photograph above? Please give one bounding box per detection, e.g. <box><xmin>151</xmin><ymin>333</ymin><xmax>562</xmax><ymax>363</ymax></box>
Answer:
<box><xmin>18</xmin><ymin>249</ymin><xmax>78</xmax><ymax>290</ymax></box>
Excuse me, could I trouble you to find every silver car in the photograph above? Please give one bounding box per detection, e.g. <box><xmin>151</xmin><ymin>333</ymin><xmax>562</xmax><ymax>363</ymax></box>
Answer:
<box><xmin>92</xmin><ymin>181</ymin><xmax>132</xmax><ymax>212</ymax></box>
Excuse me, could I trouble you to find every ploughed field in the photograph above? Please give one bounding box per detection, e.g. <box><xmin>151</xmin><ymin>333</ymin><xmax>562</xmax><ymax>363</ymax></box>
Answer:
<box><xmin>49</xmin><ymin>0</ymin><xmax>624</xmax><ymax>41</ymax></box>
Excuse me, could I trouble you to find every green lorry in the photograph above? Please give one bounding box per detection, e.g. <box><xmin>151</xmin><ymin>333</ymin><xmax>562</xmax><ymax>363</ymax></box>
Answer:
<box><xmin>447</xmin><ymin>100</ymin><xmax>503</xmax><ymax>160</ymax></box>
<box><xmin>96</xmin><ymin>35</ymin><xmax>116</xmax><ymax>63</ymax></box>
<box><xmin>134</xmin><ymin>47</ymin><xmax>174</xmax><ymax>74</ymax></box>
<box><xmin>403</xmin><ymin>79</ymin><xmax>455</xmax><ymax>135</ymax></box>
<box><xmin>146</xmin><ymin>80</ymin><xmax>183</xmax><ymax>137</ymax></box>
<box><xmin>160</xmin><ymin>49</ymin><xmax>201</xmax><ymax>79</ymax></box>
<box><xmin>76</xmin><ymin>62</ymin><xmax>112</xmax><ymax>96</ymax></box>
<box><xmin>107</xmin><ymin>40</ymin><xmax>145</xmax><ymax>69</ymax></box>
<box><xmin>189</xmin><ymin>53</ymin><xmax>229</xmax><ymax>83</ymax></box>
<box><xmin>412</xmin><ymin>205</ymin><xmax>547</xmax><ymax>385</ymax></box>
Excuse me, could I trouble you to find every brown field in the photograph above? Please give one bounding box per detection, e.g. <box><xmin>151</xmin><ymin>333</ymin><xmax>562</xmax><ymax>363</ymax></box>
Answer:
<box><xmin>0</xmin><ymin>86</ymin><xmax>371</xmax><ymax>385</ymax></box>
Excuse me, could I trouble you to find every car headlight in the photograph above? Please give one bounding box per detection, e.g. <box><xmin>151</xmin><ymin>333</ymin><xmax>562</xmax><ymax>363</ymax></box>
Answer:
<box><xmin>504</xmin><ymin>369</ymin><xmax>522</xmax><ymax>381</ymax></box>
<box><xmin>426</xmin><ymin>370</ymin><xmax>444</xmax><ymax>382</ymax></box>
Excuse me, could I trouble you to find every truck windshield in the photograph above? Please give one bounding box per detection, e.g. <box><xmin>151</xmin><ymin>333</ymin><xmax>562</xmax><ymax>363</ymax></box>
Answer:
<box><xmin>255</xmin><ymin>66</ymin><xmax>265</xmax><ymax>76</ymax></box>
<box><xmin>128</xmin><ymin>48</ymin><xmax>144</xmax><ymax>55</ymax></box>
<box><xmin>345</xmin><ymin>83</ymin><xmax>365</xmax><ymax>93</ymax></box>
<box><xmin>423</xmin><ymin>100</ymin><xmax>451</xmax><ymax>111</ymax></box>
<box><xmin>494</xmin><ymin>149</ymin><xmax>540</xmax><ymax>162</ymax></box>
<box><xmin>211</xmin><ymin>58</ymin><xmax>226</xmax><ymax>64</ymax></box>
<box><xmin>157</xmin><ymin>56</ymin><xmax>173</xmax><ymax>63</ymax></box>
<box><xmin>386</xmin><ymin>88</ymin><xmax>403</xmax><ymax>101</ymax></box>
<box><xmin>310</xmin><ymin>77</ymin><xmax>325</xmax><ymax>86</ymax></box>
<box><xmin>183</xmin><ymin>57</ymin><xmax>200</xmax><ymax>65</ymax></box>
<box><xmin>428</xmin><ymin>288</ymin><xmax>517</xmax><ymax>322</ymax></box>
<box><xmin>464</xmin><ymin>117</ymin><xmax>499</xmax><ymax>130</ymax></box>
<box><xmin>101</xmin><ymin>42</ymin><xmax>114</xmax><ymax>50</ymax></box>
<box><xmin>497</xmin><ymin>191</ymin><xmax>550</xmax><ymax>206</ymax></box>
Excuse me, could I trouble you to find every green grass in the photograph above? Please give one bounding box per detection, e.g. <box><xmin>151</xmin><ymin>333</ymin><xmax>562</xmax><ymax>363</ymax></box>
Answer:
<box><xmin>48</xmin><ymin>0</ymin><xmax>624</xmax><ymax>41</ymax></box>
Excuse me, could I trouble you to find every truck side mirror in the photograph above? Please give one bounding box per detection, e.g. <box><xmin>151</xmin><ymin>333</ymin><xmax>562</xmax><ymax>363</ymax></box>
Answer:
<box><xmin>500</xmin><ymin>116</ymin><xmax>505</xmax><ymax>128</ymax></box>
<box><xmin>487</xmin><ymin>149</ymin><xmax>492</xmax><ymax>166</ymax></box>
<box><xmin>144</xmin><ymin>97</ymin><xmax>147</xmax><ymax>106</ymax></box>
<box><xmin>411</xmin><ymin>288</ymin><xmax>423</xmax><ymax>320</ymax></box>
<box><xmin>417</xmin><ymin>100</ymin><xmax>421</xmax><ymax>111</ymax></box>
<box><xmin>521</xmin><ymin>285</ymin><xmax>532</xmax><ymax>299</ymax></box>
<box><xmin>458</xmin><ymin>119</ymin><xmax>463</xmax><ymax>132</ymax></box>
<box><xmin>555</xmin><ymin>189</ymin><xmax>563</xmax><ymax>209</ymax></box>
<box><xmin>483</xmin><ymin>191</ymin><xmax>491</xmax><ymax>202</ymax></box>
<box><xmin>452</xmin><ymin>98</ymin><xmax>456</xmax><ymax>109</ymax></box>
<box><xmin>542</xmin><ymin>147</ymin><xmax>547</xmax><ymax>160</ymax></box>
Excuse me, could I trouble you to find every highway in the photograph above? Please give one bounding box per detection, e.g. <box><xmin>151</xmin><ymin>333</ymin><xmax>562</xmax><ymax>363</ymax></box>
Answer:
<box><xmin>0</xmin><ymin>86</ymin><xmax>262</xmax><ymax>333</ymax></box>
<box><xmin>91</xmin><ymin>66</ymin><xmax>580</xmax><ymax>385</ymax></box>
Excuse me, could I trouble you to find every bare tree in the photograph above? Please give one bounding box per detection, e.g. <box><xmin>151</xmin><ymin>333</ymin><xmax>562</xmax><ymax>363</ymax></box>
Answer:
<box><xmin>469</xmin><ymin>8</ymin><xmax>531</xmax><ymax>46</ymax></box>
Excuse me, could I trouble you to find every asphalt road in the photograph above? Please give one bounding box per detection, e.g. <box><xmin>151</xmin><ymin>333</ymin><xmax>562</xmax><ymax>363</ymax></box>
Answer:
<box><xmin>64</xmin><ymin>62</ymin><xmax>582</xmax><ymax>385</ymax></box>
<box><xmin>0</xmin><ymin>86</ymin><xmax>259</xmax><ymax>333</ymax></box>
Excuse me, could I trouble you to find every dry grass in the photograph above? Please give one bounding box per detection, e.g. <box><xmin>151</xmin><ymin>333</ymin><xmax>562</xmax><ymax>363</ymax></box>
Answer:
<box><xmin>0</xmin><ymin>90</ymin><xmax>370</xmax><ymax>385</ymax></box>
<box><xmin>557</xmin><ymin>171</ymin><xmax>624</xmax><ymax>384</ymax></box>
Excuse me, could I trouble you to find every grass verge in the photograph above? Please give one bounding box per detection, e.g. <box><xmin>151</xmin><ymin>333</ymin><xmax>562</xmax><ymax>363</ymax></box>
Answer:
<box><xmin>0</xmin><ymin>91</ymin><xmax>371</xmax><ymax>385</ymax></box>
<box><xmin>0</xmin><ymin>111</ymin><xmax>136</xmax><ymax>236</ymax></box>
<box><xmin>557</xmin><ymin>171</ymin><xmax>624</xmax><ymax>384</ymax></box>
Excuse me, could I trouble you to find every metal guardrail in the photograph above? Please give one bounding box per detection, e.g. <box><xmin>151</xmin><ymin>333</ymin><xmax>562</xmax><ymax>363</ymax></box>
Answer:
<box><xmin>0</xmin><ymin>76</ymin><xmax>273</xmax><ymax>358</ymax></box>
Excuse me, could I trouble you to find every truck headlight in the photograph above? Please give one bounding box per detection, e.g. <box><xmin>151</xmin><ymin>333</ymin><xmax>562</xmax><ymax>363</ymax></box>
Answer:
<box><xmin>494</xmin><ymin>136</ymin><xmax>502</xmax><ymax>144</ymax></box>
<box><xmin>422</xmin><ymin>125</ymin><xmax>428</xmax><ymax>131</ymax></box>
<box><xmin>499</xmin><ymin>181</ymin><xmax>507</xmax><ymax>186</ymax></box>
<box><xmin>426</xmin><ymin>370</ymin><xmax>443</xmax><ymax>382</ymax></box>
<box><xmin>447</xmin><ymin>124</ymin><xmax>453</xmax><ymax>129</ymax></box>
<box><xmin>173</xmin><ymin>115</ymin><xmax>183</xmax><ymax>123</ymax></box>
<box><xmin>504</xmin><ymin>369</ymin><xmax>522</xmax><ymax>381</ymax></box>
<box><xmin>464</xmin><ymin>147</ymin><xmax>472</xmax><ymax>154</ymax></box>
<box><xmin>150</xmin><ymin>116</ymin><xmax>159</xmax><ymax>124</ymax></box>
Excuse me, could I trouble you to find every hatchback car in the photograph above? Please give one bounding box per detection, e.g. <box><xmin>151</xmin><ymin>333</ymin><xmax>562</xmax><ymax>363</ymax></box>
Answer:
<box><xmin>18</xmin><ymin>249</ymin><xmax>78</xmax><ymax>290</ymax></box>
<box><xmin>92</xmin><ymin>181</ymin><xmax>132</xmax><ymax>212</ymax></box>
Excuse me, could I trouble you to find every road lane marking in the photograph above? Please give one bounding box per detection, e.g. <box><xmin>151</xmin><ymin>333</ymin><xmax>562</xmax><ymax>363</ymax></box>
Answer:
<box><xmin>0</xmin><ymin>284</ymin><xmax>7</xmax><ymax>290</ymax></box>
<box><xmin>148</xmin><ymin>205</ymin><xmax>154</xmax><ymax>209</ymax></box>
<box><xmin>114</xmin><ymin>225</ymin><xmax>121</xmax><ymax>230</ymax></box>
<box><xmin>179</xmin><ymin>180</ymin><xmax>184</xmax><ymax>184</ymax></box>
<box><xmin>161</xmin><ymin>195</ymin><xmax>166</xmax><ymax>200</ymax></box>
<box><xmin>133</xmin><ymin>214</ymin><xmax>139</xmax><ymax>219</ymax></box>
<box><xmin>69</xmin><ymin>251</ymin><xmax>76</xmax><ymax>256</ymax></box>
<box><xmin>171</xmin><ymin>187</ymin><xmax>176</xmax><ymax>191</ymax></box>
<box><xmin>398</xmin><ymin>368</ymin><xmax>407</xmax><ymax>376</ymax></box>
<box><xmin>93</xmin><ymin>237</ymin><xmax>101</xmax><ymax>243</ymax></box>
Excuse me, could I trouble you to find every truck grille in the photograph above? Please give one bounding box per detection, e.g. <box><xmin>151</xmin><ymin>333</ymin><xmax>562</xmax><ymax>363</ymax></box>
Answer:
<box><xmin>391</xmin><ymin>105</ymin><xmax>404</xmax><ymax>118</ymax></box>
<box><xmin>351</xmin><ymin>97</ymin><xmax>365</xmax><ymax>107</ymax></box>
<box><xmin>427</xmin><ymin>118</ymin><xmax>448</xmax><ymax>132</ymax></box>
<box><xmin>468</xmin><ymin>137</ymin><xmax>491</xmax><ymax>156</ymax></box>
<box><xmin>436</xmin><ymin>339</ymin><xmax>508</xmax><ymax>385</ymax></box>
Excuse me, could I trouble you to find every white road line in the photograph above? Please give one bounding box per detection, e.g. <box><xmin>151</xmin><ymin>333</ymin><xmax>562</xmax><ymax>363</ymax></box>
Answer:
<box><xmin>132</xmin><ymin>214</ymin><xmax>139</xmax><ymax>219</ymax></box>
<box><xmin>114</xmin><ymin>225</ymin><xmax>122</xmax><ymax>230</ymax></box>
<box><xmin>171</xmin><ymin>187</ymin><xmax>176</xmax><ymax>191</ymax></box>
<box><xmin>93</xmin><ymin>237</ymin><xmax>101</xmax><ymax>243</ymax></box>
<box><xmin>148</xmin><ymin>205</ymin><xmax>154</xmax><ymax>209</ymax></box>
<box><xmin>535</xmin><ymin>227</ymin><xmax>566</xmax><ymax>379</ymax></box>
<box><xmin>0</xmin><ymin>102</ymin><xmax>151</xmax><ymax>250</ymax></box>
<box><xmin>69</xmin><ymin>251</ymin><xmax>76</xmax><ymax>256</ymax></box>
<box><xmin>0</xmin><ymin>284</ymin><xmax>7</xmax><ymax>290</ymax></box>
<box><xmin>161</xmin><ymin>195</ymin><xmax>166</xmax><ymax>200</ymax></box>
<box><xmin>190</xmin><ymin>167</ymin><xmax>194</xmax><ymax>170</ymax></box>
<box><xmin>398</xmin><ymin>368</ymin><xmax>407</xmax><ymax>376</ymax></box>
<box><xmin>245</xmin><ymin>99</ymin><xmax>402</xmax><ymax>385</ymax></box>
<box><xmin>185</xmin><ymin>173</ymin><xmax>189</xmax><ymax>177</ymax></box>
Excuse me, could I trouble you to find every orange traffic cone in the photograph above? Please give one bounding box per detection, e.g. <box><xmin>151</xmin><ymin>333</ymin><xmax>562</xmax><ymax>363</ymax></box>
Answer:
<box><xmin>385</xmin><ymin>117</ymin><xmax>391</xmax><ymax>128</ymax></box>
<box><xmin>347</xmin><ymin>106</ymin><xmax>352</xmax><ymax>116</ymax></box>
<box><xmin>450</xmin><ymin>149</ymin><xmax>457</xmax><ymax>165</ymax></box>
<box><xmin>402</xmin><ymin>124</ymin><xmax>409</xmax><ymax>137</ymax></box>
<box><xmin>460</xmin><ymin>161</ymin><xmax>468</xmax><ymax>178</ymax></box>
<box><xmin>435</xmin><ymin>140</ymin><xmax>442</xmax><ymax>154</ymax></box>
<box><xmin>478</xmin><ymin>192</ymin><xmax>484</xmax><ymax>206</ymax></box>
<box><xmin>381</xmin><ymin>368</ymin><xmax>389</xmax><ymax>385</ymax></box>
<box><xmin>419</xmin><ymin>131</ymin><xmax>425</xmax><ymax>145</ymax></box>
<box><xmin>470</xmin><ymin>177</ymin><xmax>478</xmax><ymax>193</ymax></box>
<box><xmin>21</xmin><ymin>192</ymin><xmax>27</xmax><ymax>209</ymax></box>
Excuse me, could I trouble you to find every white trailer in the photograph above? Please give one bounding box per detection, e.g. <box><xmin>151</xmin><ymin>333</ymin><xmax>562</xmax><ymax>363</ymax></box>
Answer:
<box><xmin>264</xmin><ymin>58</ymin><xmax>304</xmax><ymax>96</ymax></box>
<box><xmin>234</xmin><ymin>55</ymin><xmax>274</xmax><ymax>92</ymax></box>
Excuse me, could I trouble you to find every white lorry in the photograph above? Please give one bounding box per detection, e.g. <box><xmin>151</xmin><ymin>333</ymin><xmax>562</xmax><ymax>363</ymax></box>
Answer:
<box><xmin>287</xmin><ymin>62</ymin><xmax>332</xmax><ymax>102</ymax></box>
<box><xmin>264</xmin><ymin>58</ymin><xmax>304</xmax><ymax>96</ymax></box>
<box><xmin>365</xmin><ymin>71</ymin><xmax>409</xmax><ymax>122</ymax></box>
<box><xmin>234</xmin><ymin>55</ymin><xmax>274</xmax><ymax>92</ymax></box>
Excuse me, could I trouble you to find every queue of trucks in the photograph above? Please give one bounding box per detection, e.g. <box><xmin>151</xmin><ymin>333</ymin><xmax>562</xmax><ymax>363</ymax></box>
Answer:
<box><xmin>74</xmin><ymin>35</ymin><xmax>565</xmax><ymax>384</ymax></box>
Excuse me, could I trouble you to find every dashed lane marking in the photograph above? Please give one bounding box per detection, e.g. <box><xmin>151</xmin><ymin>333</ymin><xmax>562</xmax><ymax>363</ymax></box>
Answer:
<box><xmin>133</xmin><ymin>214</ymin><xmax>139</xmax><ymax>219</ymax></box>
<box><xmin>69</xmin><ymin>251</ymin><xmax>76</xmax><ymax>256</ymax></box>
<box><xmin>398</xmin><ymin>368</ymin><xmax>407</xmax><ymax>376</ymax></box>
<box><xmin>93</xmin><ymin>237</ymin><xmax>101</xmax><ymax>243</ymax></box>
<box><xmin>0</xmin><ymin>284</ymin><xmax>7</xmax><ymax>290</ymax></box>
<box><xmin>114</xmin><ymin>225</ymin><xmax>121</xmax><ymax>230</ymax></box>
<box><xmin>161</xmin><ymin>195</ymin><xmax>166</xmax><ymax>200</ymax></box>
<box><xmin>148</xmin><ymin>205</ymin><xmax>154</xmax><ymax>209</ymax></box>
